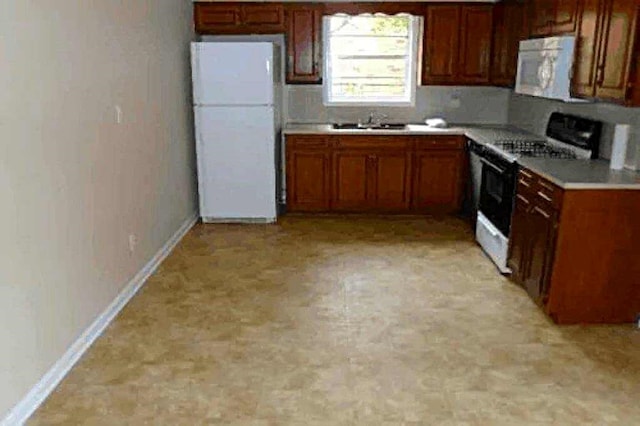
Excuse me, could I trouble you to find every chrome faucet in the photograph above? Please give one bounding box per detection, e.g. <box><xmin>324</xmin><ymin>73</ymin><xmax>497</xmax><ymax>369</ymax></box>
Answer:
<box><xmin>361</xmin><ymin>111</ymin><xmax>388</xmax><ymax>128</ymax></box>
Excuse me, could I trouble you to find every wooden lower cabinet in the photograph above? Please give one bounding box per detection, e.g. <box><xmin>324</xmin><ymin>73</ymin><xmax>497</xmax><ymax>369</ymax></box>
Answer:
<box><xmin>507</xmin><ymin>193</ymin><xmax>531</xmax><ymax>280</ymax></box>
<box><xmin>285</xmin><ymin>135</ymin><xmax>331</xmax><ymax>212</ymax></box>
<box><xmin>522</xmin><ymin>203</ymin><xmax>558</xmax><ymax>304</ymax></box>
<box><xmin>332</xmin><ymin>151</ymin><xmax>370</xmax><ymax>211</ymax></box>
<box><xmin>332</xmin><ymin>150</ymin><xmax>411</xmax><ymax>212</ymax></box>
<box><xmin>508</xmin><ymin>172</ymin><xmax>559</xmax><ymax>305</ymax></box>
<box><xmin>286</xmin><ymin>150</ymin><xmax>330</xmax><ymax>211</ymax></box>
<box><xmin>412</xmin><ymin>150</ymin><xmax>464</xmax><ymax>212</ymax></box>
<box><xmin>508</xmin><ymin>166</ymin><xmax>640</xmax><ymax>324</ymax></box>
<box><xmin>285</xmin><ymin>134</ymin><xmax>464</xmax><ymax>214</ymax></box>
<box><xmin>373</xmin><ymin>151</ymin><xmax>412</xmax><ymax>211</ymax></box>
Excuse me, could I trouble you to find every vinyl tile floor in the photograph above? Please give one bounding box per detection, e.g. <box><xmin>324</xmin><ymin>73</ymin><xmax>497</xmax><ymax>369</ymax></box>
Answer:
<box><xmin>29</xmin><ymin>216</ymin><xmax>640</xmax><ymax>425</ymax></box>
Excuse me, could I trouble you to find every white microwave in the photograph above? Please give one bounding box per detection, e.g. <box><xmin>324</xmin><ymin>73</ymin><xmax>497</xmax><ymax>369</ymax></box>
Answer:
<box><xmin>515</xmin><ymin>36</ymin><xmax>585</xmax><ymax>103</ymax></box>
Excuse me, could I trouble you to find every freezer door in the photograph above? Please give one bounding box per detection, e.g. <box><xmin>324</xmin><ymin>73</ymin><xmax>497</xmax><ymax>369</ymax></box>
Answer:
<box><xmin>191</xmin><ymin>42</ymin><xmax>274</xmax><ymax>106</ymax></box>
<box><xmin>195</xmin><ymin>106</ymin><xmax>277</xmax><ymax>220</ymax></box>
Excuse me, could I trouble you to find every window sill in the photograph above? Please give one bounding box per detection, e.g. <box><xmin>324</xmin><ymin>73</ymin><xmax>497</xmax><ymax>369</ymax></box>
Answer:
<box><xmin>323</xmin><ymin>100</ymin><xmax>416</xmax><ymax>107</ymax></box>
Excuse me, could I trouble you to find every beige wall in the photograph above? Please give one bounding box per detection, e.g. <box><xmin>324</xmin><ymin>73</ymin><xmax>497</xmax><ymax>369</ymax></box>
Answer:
<box><xmin>0</xmin><ymin>0</ymin><xmax>197</xmax><ymax>417</ymax></box>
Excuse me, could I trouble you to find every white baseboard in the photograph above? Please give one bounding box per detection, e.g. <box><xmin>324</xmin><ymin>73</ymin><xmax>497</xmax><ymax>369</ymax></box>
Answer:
<box><xmin>1</xmin><ymin>213</ymin><xmax>199</xmax><ymax>426</ymax></box>
<box><xmin>202</xmin><ymin>216</ymin><xmax>276</xmax><ymax>224</ymax></box>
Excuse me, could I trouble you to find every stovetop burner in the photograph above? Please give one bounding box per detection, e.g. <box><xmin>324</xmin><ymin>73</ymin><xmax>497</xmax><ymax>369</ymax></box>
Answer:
<box><xmin>492</xmin><ymin>139</ymin><xmax>578</xmax><ymax>159</ymax></box>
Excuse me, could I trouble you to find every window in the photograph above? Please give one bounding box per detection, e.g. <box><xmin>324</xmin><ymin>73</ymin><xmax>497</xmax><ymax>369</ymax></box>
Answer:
<box><xmin>323</xmin><ymin>14</ymin><xmax>421</xmax><ymax>106</ymax></box>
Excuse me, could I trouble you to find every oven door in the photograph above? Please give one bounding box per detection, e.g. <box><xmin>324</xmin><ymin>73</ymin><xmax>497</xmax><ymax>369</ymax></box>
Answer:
<box><xmin>479</xmin><ymin>157</ymin><xmax>515</xmax><ymax>237</ymax></box>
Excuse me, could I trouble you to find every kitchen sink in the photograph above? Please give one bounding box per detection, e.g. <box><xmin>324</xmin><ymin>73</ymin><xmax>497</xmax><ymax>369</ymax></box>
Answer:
<box><xmin>332</xmin><ymin>123</ymin><xmax>407</xmax><ymax>130</ymax></box>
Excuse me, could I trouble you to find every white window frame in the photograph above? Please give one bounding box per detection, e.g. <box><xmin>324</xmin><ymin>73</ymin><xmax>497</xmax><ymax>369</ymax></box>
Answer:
<box><xmin>322</xmin><ymin>13</ymin><xmax>421</xmax><ymax>107</ymax></box>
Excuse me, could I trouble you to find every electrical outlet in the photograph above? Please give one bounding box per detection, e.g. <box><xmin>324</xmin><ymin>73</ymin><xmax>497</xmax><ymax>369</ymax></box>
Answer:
<box><xmin>115</xmin><ymin>105</ymin><xmax>123</xmax><ymax>124</ymax></box>
<box><xmin>128</xmin><ymin>234</ymin><xmax>137</xmax><ymax>253</ymax></box>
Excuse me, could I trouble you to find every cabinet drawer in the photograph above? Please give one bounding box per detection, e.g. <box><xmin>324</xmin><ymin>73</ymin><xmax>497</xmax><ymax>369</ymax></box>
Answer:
<box><xmin>414</xmin><ymin>136</ymin><xmax>464</xmax><ymax>150</ymax></box>
<box><xmin>286</xmin><ymin>135</ymin><xmax>330</xmax><ymax>150</ymax></box>
<box><xmin>519</xmin><ymin>168</ymin><xmax>563</xmax><ymax>210</ymax></box>
<box><xmin>535</xmin><ymin>177</ymin><xmax>563</xmax><ymax>210</ymax></box>
<box><xmin>335</xmin><ymin>136</ymin><xmax>410</xmax><ymax>150</ymax></box>
<box><xmin>517</xmin><ymin>168</ymin><xmax>536</xmax><ymax>194</ymax></box>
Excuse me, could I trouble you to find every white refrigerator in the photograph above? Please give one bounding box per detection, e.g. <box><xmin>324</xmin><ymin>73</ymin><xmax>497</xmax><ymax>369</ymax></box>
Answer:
<box><xmin>191</xmin><ymin>41</ymin><xmax>279</xmax><ymax>223</ymax></box>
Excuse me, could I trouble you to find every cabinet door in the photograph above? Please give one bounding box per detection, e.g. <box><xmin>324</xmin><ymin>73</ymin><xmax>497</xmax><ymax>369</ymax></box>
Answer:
<box><xmin>423</xmin><ymin>5</ymin><xmax>460</xmax><ymax>84</ymax></box>
<box><xmin>571</xmin><ymin>0</ymin><xmax>605</xmax><ymax>98</ymax></box>
<box><xmin>371</xmin><ymin>152</ymin><xmax>412</xmax><ymax>211</ymax></box>
<box><xmin>194</xmin><ymin>3</ymin><xmax>241</xmax><ymax>34</ymax></box>
<box><xmin>332</xmin><ymin>151</ymin><xmax>371</xmax><ymax>211</ymax></box>
<box><xmin>523</xmin><ymin>204</ymin><xmax>557</xmax><ymax>304</ymax></box>
<box><xmin>241</xmin><ymin>4</ymin><xmax>285</xmax><ymax>32</ymax></box>
<box><xmin>286</xmin><ymin>150</ymin><xmax>330</xmax><ymax>212</ymax></box>
<box><xmin>507</xmin><ymin>193</ymin><xmax>531</xmax><ymax>281</ymax></box>
<box><xmin>530</xmin><ymin>0</ymin><xmax>555</xmax><ymax>36</ymax></box>
<box><xmin>554</xmin><ymin>0</ymin><xmax>580</xmax><ymax>33</ymax></box>
<box><xmin>458</xmin><ymin>6</ymin><xmax>493</xmax><ymax>84</ymax></box>
<box><xmin>594</xmin><ymin>0</ymin><xmax>638</xmax><ymax>103</ymax></box>
<box><xmin>286</xmin><ymin>6</ymin><xmax>322</xmax><ymax>84</ymax></box>
<box><xmin>412</xmin><ymin>150</ymin><xmax>464</xmax><ymax>212</ymax></box>
<box><xmin>491</xmin><ymin>1</ymin><xmax>527</xmax><ymax>87</ymax></box>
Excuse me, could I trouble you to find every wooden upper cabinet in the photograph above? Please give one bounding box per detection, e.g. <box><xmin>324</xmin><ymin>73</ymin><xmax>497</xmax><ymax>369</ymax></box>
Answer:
<box><xmin>194</xmin><ymin>2</ymin><xmax>284</xmax><ymax>34</ymax></box>
<box><xmin>554</xmin><ymin>0</ymin><xmax>581</xmax><ymax>34</ymax></box>
<box><xmin>571</xmin><ymin>0</ymin><xmax>604</xmax><ymax>98</ymax></box>
<box><xmin>285</xmin><ymin>5</ymin><xmax>322</xmax><ymax>84</ymax></box>
<box><xmin>422</xmin><ymin>5</ymin><xmax>461</xmax><ymax>84</ymax></box>
<box><xmin>242</xmin><ymin>3</ymin><xmax>285</xmax><ymax>32</ymax></box>
<box><xmin>595</xmin><ymin>0</ymin><xmax>639</xmax><ymax>103</ymax></box>
<box><xmin>571</xmin><ymin>0</ymin><xmax>640</xmax><ymax>105</ymax></box>
<box><xmin>423</xmin><ymin>5</ymin><xmax>493</xmax><ymax>85</ymax></box>
<box><xmin>458</xmin><ymin>5</ymin><xmax>493</xmax><ymax>83</ymax></box>
<box><xmin>529</xmin><ymin>0</ymin><xmax>579</xmax><ymax>36</ymax></box>
<box><xmin>491</xmin><ymin>1</ymin><xmax>527</xmax><ymax>87</ymax></box>
<box><xmin>530</xmin><ymin>0</ymin><xmax>555</xmax><ymax>36</ymax></box>
<box><xmin>194</xmin><ymin>3</ymin><xmax>241</xmax><ymax>33</ymax></box>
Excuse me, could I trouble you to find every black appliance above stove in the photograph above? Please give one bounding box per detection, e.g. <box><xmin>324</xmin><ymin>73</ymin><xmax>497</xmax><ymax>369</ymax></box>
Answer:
<box><xmin>545</xmin><ymin>112</ymin><xmax>602</xmax><ymax>159</ymax></box>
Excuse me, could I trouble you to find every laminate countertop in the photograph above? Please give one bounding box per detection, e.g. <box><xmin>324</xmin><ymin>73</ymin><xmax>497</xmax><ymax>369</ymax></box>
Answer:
<box><xmin>283</xmin><ymin>123</ymin><xmax>542</xmax><ymax>145</ymax></box>
<box><xmin>518</xmin><ymin>158</ymin><xmax>640</xmax><ymax>190</ymax></box>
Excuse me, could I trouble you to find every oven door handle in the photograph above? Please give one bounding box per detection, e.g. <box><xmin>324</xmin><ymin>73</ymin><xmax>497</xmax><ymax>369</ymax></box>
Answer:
<box><xmin>480</xmin><ymin>157</ymin><xmax>507</xmax><ymax>175</ymax></box>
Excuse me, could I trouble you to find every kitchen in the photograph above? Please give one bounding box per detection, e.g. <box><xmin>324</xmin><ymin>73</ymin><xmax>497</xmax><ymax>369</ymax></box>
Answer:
<box><xmin>193</xmin><ymin>0</ymin><xmax>640</xmax><ymax>324</ymax></box>
<box><xmin>4</xmin><ymin>0</ymin><xmax>640</xmax><ymax>424</ymax></box>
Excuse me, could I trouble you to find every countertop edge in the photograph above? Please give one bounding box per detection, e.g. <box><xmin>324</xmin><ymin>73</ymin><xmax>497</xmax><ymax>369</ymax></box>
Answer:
<box><xmin>519</xmin><ymin>161</ymin><xmax>640</xmax><ymax>191</ymax></box>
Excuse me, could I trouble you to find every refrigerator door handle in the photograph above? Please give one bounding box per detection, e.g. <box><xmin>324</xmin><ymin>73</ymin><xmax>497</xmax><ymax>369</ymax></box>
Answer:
<box><xmin>266</xmin><ymin>60</ymin><xmax>270</xmax><ymax>76</ymax></box>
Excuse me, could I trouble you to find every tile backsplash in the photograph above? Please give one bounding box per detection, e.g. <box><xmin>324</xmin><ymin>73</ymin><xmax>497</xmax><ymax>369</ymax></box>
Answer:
<box><xmin>285</xmin><ymin>85</ymin><xmax>511</xmax><ymax>125</ymax></box>
<box><xmin>284</xmin><ymin>84</ymin><xmax>640</xmax><ymax>170</ymax></box>
<box><xmin>508</xmin><ymin>93</ymin><xmax>640</xmax><ymax>167</ymax></box>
